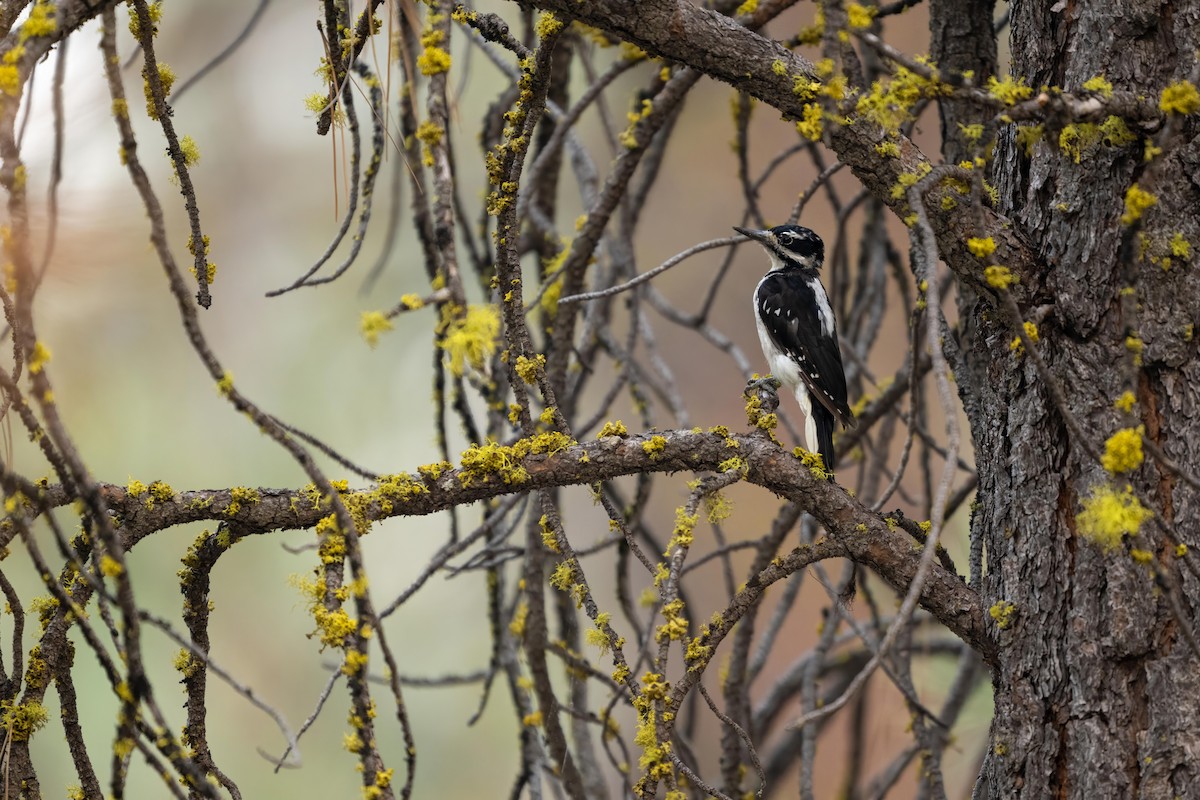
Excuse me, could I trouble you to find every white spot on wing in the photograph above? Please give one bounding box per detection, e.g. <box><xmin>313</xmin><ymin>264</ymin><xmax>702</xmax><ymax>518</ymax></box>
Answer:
<box><xmin>754</xmin><ymin>277</ymin><xmax>803</xmax><ymax>394</ymax></box>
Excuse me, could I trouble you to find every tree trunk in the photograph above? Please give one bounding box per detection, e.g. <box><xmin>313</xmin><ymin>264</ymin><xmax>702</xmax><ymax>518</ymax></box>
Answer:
<box><xmin>977</xmin><ymin>2</ymin><xmax>1200</xmax><ymax>796</ymax></box>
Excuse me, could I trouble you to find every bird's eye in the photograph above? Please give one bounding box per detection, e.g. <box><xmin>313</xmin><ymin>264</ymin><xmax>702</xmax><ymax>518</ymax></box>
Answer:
<box><xmin>779</xmin><ymin>232</ymin><xmax>795</xmax><ymax>244</ymax></box>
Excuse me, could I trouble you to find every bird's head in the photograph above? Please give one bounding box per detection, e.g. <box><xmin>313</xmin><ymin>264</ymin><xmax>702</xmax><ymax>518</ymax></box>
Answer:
<box><xmin>734</xmin><ymin>224</ymin><xmax>825</xmax><ymax>271</ymax></box>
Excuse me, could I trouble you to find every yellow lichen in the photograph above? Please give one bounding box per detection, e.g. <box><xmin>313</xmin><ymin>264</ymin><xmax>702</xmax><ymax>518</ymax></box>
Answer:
<box><xmin>1125</xmin><ymin>334</ymin><xmax>1144</xmax><ymax>366</ymax></box>
<box><xmin>1101</xmin><ymin>427</ymin><xmax>1144</xmax><ymax>474</ymax></box>
<box><xmin>585</xmin><ymin>613</ymin><xmax>613</xmax><ymax>653</ymax></box>
<box><xmin>797</xmin><ymin>7</ymin><xmax>825</xmax><ymax>45</ymax></box>
<box><xmin>875</xmin><ymin>140</ymin><xmax>901</xmax><ymax>158</ymax></box>
<box><xmin>439</xmin><ymin>304</ymin><xmax>499</xmax><ymax>376</ymax></box>
<box><xmin>341</xmin><ymin>650</ymin><xmax>369</xmax><ymax>676</ymax></box>
<box><xmin>855</xmin><ymin>66</ymin><xmax>943</xmax><ymax>135</ymax></box>
<box><xmin>173</xmin><ymin>648</ymin><xmax>200</xmax><ymax>678</ymax></box>
<box><xmin>1010</xmin><ymin>320</ymin><xmax>1039</xmax><ymax>354</ymax></box>
<box><xmin>549</xmin><ymin>560</ymin><xmax>575</xmax><ymax>591</ymax></box>
<box><xmin>642</xmin><ymin>435</ymin><xmax>667</xmax><ymax>459</ymax></box>
<box><xmin>225</xmin><ymin>486</ymin><xmax>260</xmax><ymax>517</ymax></box>
<box><xmin>23</xmin><ymin>1</ymin><xmax>58</xmax><ymax>38</ymax></box>
<box><xmin>985</xmin><ymin>265</ymin><xmax>1017</xmax><ymax>289</ymax></box>
<box><xmin>967</xmin><ymin>237</ymin><xmax>996</xmax><ymax>258</ymax></box>
<box><xmin>509</xmin><ymin>601</ymin><xmax>528</xmax><ymax>636</ymax></box>
<box><xmin>989</xmin><ymin>600</ymin><xmax>1016</xmax><ymax>630</ymax></box>
<box><xmin>143</xmin><ymin>62</ymin><xmax>176</xmax><ymax>120</ymax></box>
<box><xmin>703</xmin><ymin>490</ymin><xmax>733</xmax><ymax>524</ymax></box>
<box><xmin>1159</xmin><ymin>80</ymin><xmax>1200</xmax><ymax>115</ymax></box>
<box><xmin>1015</xmin><ymin>124</ymin><xmax>1044</xmax><ymax>156</ymax></box>
<box><xmin>0</xmin><ymin>699</ymin><xmax>49</xmax><ymax>741</ymax></box>
<box><xmin>795</xmin><ymin>103</ymin><xmax>823</xmax><ymax>141</ymax></box>
<box><xmin>1076</xmin><ymin>484</ymin><xmax>1152</xmax><ymax>551</ymax></box>
<box><xmin>655</xmin><ymin>598</ymin><xmax>689</xmax><ymax>642</ymax></box>
<box><xmin>28</xmin><ymin>340</ymin><xmax>51</xmax><ymax>374</ymax></box>
<box><xmin>846</xmin><ymin>2</ymin><xmax>876</xmax><ymax>28</ymax></box>
<box><xmin>793</xmin><ymin>446</ymin><xmax>831</xmax><ymax>480</ymax></box>
<box><xmin>360</xmin><ymin>311</ymin><xmax>394</xmax><ymax>348</ymax></box>
<box><xmin>127</xmin><ymin>1</ymin><xmax>163</xmax><ymax>39</ymax></box>
<box><xmin>99</xmin><ymin>554</ymin><xmax>123</xmax><ymax>578</ymax></box>
<box><xmin>178</xmin><ymin>134</ymin><xmax>200</xmax><ymax>167</ymax></box>
<box><xmin>1121</xmin><ymin>185</ymin><xmax>1157</xmax><ymax>225</ymax></box>
<box><xmin>597</xmin><ymin>420</ymin><xmax>628</xmax><ymax>439</ymax></box>
<box><xmin>417</xmin><ymin>46</ymin><xmax>452</xmax><ymax>76</ymax></box>
<box><xmin>147</xmin><ymin>474</ymin><xmax>174</xmax><ymax>506</ymax></box>
<box><xmin>1129</xmin><ymin>548</ymin><xmax>1154</xmax><ymax>565</ymax></box>
<box><xmin>668</xmin><ymin>508</ymin><xmax>698</xmax><ymax>551</ymax></box>
<box><xmin>415</xmin><ymin>120</ymin><xmax>444</xmax><ymax>165</ymax></box>
<box><xmin>986</xmin><ymin>75</ymin><xmax>1033</xmax><ymax>105</ymax></box>
<box><xmin>514</xmin><ymin>353</ymin><xmax>546</xmax><ymax>384</ymax></box>
<box><xmin>303</xmin><ymin>92</ymin><xmax>330</xmax><ymax>114</ymax></box>
<box><xmin>534</xmin><ymin>11</ymin><xmax>563</xmax><ymax>38</ymax></box>
<box><xmin>1082</xmin><ymin>74</ymin><xmax>1113</xmax><ymax>99</ymax></box>
<box><xmin>1169</xmin><ymin>232</ymin><xmax>1191</xmax><ymax>260</ymax></box>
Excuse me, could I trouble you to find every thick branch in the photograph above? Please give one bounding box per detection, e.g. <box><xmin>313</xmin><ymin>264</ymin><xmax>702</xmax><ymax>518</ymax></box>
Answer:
<box><xmin>29</xmin><ymin>429</ymin><xmax>995</xmax><ymax>664</ymax></box>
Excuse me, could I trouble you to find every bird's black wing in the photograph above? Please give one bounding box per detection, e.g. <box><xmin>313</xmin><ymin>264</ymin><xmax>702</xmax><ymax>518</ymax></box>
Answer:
<box><xmin>756</xmin><ymin>271</ymin><xmax>855</xmax><ymax>428</ymax></box>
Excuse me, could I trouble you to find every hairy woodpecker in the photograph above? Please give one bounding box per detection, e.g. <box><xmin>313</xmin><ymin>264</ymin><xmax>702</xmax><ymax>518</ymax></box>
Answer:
<box><xmin>735</xmin><ymin>224</ymin><xmax>855</xmax><ymax>472</ymax></box>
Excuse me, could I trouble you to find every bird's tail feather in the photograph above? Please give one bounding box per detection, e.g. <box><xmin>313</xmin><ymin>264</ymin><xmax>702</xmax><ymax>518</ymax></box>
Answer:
<box><xmin>813</xmin><ymin>405</ymin><xmax>836</xmax><ymax>475</ymax></box>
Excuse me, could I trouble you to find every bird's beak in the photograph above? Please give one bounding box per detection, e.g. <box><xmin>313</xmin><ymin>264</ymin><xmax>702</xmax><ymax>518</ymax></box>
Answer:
<box><xmin>733</xmin><ymin>226</ymin><xmax>772</xmax><ymax>245</ymax></box>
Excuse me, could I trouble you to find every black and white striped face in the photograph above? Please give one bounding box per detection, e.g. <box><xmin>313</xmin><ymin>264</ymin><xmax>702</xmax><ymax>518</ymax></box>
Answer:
<box><xmin>734</xmin><ymin>224</ymin><xmax>825</xmax><ymax>271</ymax></box>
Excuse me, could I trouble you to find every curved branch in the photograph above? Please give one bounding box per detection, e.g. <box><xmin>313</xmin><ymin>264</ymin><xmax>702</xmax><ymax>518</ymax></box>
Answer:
<box><xmin>40</xmin><ymin>428</ymin><xmax>995</xmax><ymax>664</ymax></box>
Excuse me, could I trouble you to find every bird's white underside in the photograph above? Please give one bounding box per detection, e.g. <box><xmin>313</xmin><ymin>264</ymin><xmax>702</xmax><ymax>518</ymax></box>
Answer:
<box><xmin>753</xmin><ymin>282</ymin><xmax>820</xmax><ymax>457</ymax></box>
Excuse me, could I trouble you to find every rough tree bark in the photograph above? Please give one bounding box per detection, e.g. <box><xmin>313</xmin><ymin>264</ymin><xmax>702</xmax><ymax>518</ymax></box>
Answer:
<box><xmin>979</xmin><ymin>4</ymin><xmax>1200</xmax><ymax>797</ymax></box>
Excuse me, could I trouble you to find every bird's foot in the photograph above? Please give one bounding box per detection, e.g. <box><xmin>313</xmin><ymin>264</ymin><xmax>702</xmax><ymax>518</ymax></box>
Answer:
<box><xmin>744</xmin><ymin>375</ymin><xmax>782</xmax><ymax>412</ymax></box>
